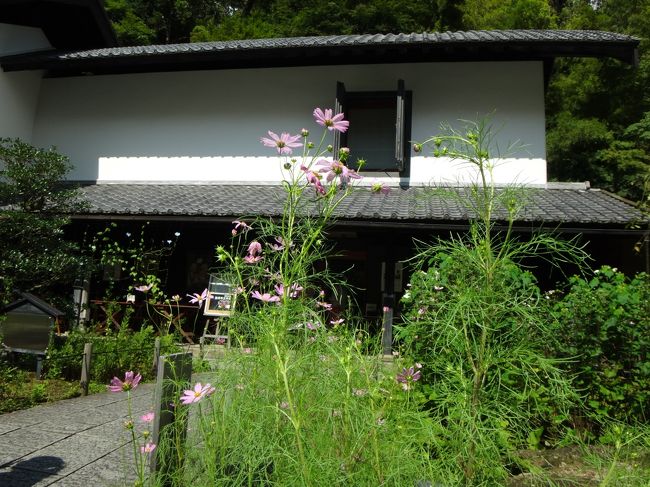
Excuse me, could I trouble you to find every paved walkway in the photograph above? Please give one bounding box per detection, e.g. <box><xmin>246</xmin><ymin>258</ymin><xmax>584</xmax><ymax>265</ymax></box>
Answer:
<box><xmin>0</xmin><ymin>384</ymin><xmax>156</xmax><ymax>486</ymax></box>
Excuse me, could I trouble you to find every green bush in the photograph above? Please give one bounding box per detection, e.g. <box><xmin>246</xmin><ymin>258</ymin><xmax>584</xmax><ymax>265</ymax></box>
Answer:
<box><xmin>46</xmin><ymin>325</ymin><xmax>179</xmax><ymax>384</ymax></box>
<box><xmin>550</xmin><ymin>266</ymin><xmax>650</xmax><ymax>426</ymax></box>
<box><xmin>398</xmin><ymin>241</ymin><xmax>577</xmax><ymax>483</ymax></box>
<box><xmin>396</xmin><ymin>118</ymin><xmax>582</xmax><ymax>484</ymax></box>
<box><xmin>0</xmin><ymin>358</ymin><xmax>31</xmax><ymax>412</ymax></box>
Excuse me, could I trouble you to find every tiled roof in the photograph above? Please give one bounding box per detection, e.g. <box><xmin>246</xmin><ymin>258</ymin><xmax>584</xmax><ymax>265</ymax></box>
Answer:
<box><xmin>25</xmin><ymin>31</ymin><xmax>640</xmax><ymax>60</ymax></box>
<box><xmin>1</xmin><ymin>30</ymin><xmax>638</xmax><ymax>75</ymax></box>
<box><xmin>77</xmin><ymin>183</ymin><xmax>646</xmax><ymax>227</ymax></box>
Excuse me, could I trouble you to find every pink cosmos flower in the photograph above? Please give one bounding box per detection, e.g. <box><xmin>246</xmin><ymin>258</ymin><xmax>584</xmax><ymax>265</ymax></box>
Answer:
<box><xmin>108</xmin><ymin>371</ymin><xmax>142</xmax><ymax>392</ymax></box>
<box><xmin>330</xmin><ymin>318</ymin><xmax>344</xmax><ymax>325</ymax></box>
<box><xmin>260</xmin><ymin>131</ymin><xmax>302</xmax><ymax>155</ymax></box>
<box><xmin>313</xmin><ymin>108</ymin><xmax>350</xmax><ymax>133</ymax></box>
<box><xmin>244</xmin><ymin>254</ymin><xmax>262</xmax><ymax>264</ymax></box>
<box><xmin>396</xmin><ymin>366</ymin><xmax>422</xmax><ymax>391</ymax></box>
<box><xmin>251</xmin><ymin>290</ymin><xmax>280</xmax><ymax>303</ymax></box>
<box><xmin>289</xmin><ymin>283</ymin><xmax>303</xmax><ymax>298</ymax></box>
<box><xmin>300</xmin><ymin>165</ymin><xmax>325</xmax><ymax>194</ymax></box>
<box><xmin>134</xmin><ymin>284</ymin><xmax>153</xmax><ymax>293</ymax></box>
<box><xmin>269</xmin><ymin>236</ymin><xmax>287</xmax><ymax>251</ymax></box>
<box><xmin>306</xmin><ymin>321</ymin><xmax>320</xmax><ymax>330</ymax></box>
<box><xmin>316</xmin><ymin>159</ymin><xmax>361</xmax><ymax>184</ymax></box>
<box><xmin>232</xmin><ymin>220</ymin><xmax>252</xmax><ymax>236</ymax></box>
<box><xmin>248</xmin><ymin>241</ymin><xmax>262</xmax><ymax>256</ymax></box>
<box><xmin>317</xmin><ymin>301</ymin><xmax>332</xmax><ymax>310</ymax></box>
<box><xmin>371</xmin><ymin>182</ymin><xmax>391</xmax><ymax>195</ymax></box>
<box><xmin>140</xmin><ymin>412</ymin><xmax>155</xmax><ymax>423</ymax></box>
<box><xmin>274</xmin><ymin>283</ymin><xmax>303</xmax><ymax>298</ymax></box>
<box><xmin>180</xmin><ymin>382</ymin><xmax>215</xmax><ymax>405</ymax></box>
<box><xmin>233</xmin><ymin>220</ymin><xmax>251</xmax><ymax>232</ymax></box>
<box><xmin>141</xmin><ymin>442</ymin><xmax>156</xmax><ymax>454</ymax></box>
<box><xmin>187</xmin><ymin>288</ymin><xmax>208</xmax><ymax>306</ymax></box>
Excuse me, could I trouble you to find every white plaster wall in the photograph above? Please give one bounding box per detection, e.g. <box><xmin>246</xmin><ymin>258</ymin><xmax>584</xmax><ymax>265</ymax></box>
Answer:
<box><xmin>32</xmin><ymin>61</ymin><xmax>547</xmax><ymax>184</ymax></box>
<box><xmin>0</xmin><ymin>23</ymin><xmax>50</xmax><ymax>141</ymax></box>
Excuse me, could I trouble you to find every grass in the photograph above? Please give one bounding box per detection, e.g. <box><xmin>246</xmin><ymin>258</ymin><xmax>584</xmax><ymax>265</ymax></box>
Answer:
<box><xmin>1</xmin><ymin>357</ymin><xmax>648</xmax><ymax>486</ymax></box>
<box><xmin>0</xmin><ymin>368</ymin><xmax>82</xmax><ymax>414</ymax></box>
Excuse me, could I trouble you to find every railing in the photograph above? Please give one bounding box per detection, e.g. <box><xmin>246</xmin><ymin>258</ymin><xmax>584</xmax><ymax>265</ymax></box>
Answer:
<box><xmin>90</xmin><ymin>300</ymin><xmax>200</xmax><ymax>343</ymax></box>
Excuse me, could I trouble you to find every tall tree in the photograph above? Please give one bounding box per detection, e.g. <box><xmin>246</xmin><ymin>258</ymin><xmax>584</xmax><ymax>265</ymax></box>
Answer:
<box><xmin>106</xmin><ymin>0</ymin><xmax>249</xmax><ymax>44</ymax></box>
<box><xmin>546</xmin><ymin>0</ymin><xmax>650</xmax><ymax>200</ymax></box>
<box><xmin>461</xmin><ymin>0</ymin><xmax>558</xmax><ymax>30</ymax></box>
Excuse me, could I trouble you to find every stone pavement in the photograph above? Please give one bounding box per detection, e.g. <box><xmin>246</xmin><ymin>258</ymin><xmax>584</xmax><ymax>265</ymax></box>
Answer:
<box><xmin>0</xmin><ymin>384</ymin><xmax>156</xmax><ymax>486</ymax></box>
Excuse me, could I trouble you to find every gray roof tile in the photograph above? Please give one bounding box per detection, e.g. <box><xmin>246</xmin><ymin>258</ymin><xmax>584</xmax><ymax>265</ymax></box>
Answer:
<box><xmin>76</xmin><ymin>184</ymin><xmax>646</xmax><ymax>226</ymax></box>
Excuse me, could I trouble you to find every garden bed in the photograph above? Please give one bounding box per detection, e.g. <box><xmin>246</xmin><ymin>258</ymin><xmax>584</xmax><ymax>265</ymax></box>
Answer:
<box><xmin>0</xmin><ymin>370</ymin><xmax>82</xmax><ymax>414</ymax></box>
<box><xmin>508</xmin><ymin>445</ymin><xmax>650</xmax><ymax>486</ymax></box>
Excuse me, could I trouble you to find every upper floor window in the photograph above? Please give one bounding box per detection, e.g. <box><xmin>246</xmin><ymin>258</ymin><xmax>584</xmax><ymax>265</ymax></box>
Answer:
<box><xmin>334</xmin><ymin>80</ymin><xmax>411</xmax><ymax>175</ymax></box>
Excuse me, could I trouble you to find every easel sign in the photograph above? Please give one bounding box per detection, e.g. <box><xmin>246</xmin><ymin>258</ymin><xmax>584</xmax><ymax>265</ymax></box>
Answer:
<box><xmin>204</xmin><ymin>276</ymin><xmax>236</xmax><ymax>317</ymax></box>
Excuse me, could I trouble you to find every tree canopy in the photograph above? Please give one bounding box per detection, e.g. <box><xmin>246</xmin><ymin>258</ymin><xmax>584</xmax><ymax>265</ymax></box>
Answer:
<box><xmin>105</xmin><ymin>0</ymin><xmax>650</xmax><ymax>201</ymax></box>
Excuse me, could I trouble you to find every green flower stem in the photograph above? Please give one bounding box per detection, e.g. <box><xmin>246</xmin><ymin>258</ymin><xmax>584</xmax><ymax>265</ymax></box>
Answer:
<box><xmin>271</xmin><ymin>336</ymin><xmax>310</xmax><ymax>486</ymax></box>
<box><xmin>357</xmin><ymin>350</ymin><xmax>383</xmax><ymax>482</ymax></box>
<box><xmin>126</xmin><ymin>391</ymin><xmax>145</xmax><ymax>485</ymax></box>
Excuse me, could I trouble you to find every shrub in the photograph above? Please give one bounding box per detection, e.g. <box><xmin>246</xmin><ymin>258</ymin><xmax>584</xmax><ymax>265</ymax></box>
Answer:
<box><xmin>550</xmin><ymin>266</ymin><xmax>650</xmax><ymax>426</ymax></box>
<box><xmin>46</xmin><ymin>325</ymin><xmax>179</xmax><ymax>384</ymax></box>
<box><xmin>0</xmin><ymin>138</ymin><xmax>86</xmax><ymax>308</ymax></box>
<box><xmin>397</xmin><ymin>119</ymin><xmax>582</xmax><ymax>483</ymax></box>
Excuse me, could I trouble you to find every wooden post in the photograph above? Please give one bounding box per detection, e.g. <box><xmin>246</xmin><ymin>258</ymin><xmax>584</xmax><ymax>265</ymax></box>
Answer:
<box><xmin>152</xmin><ymin>337</ymin><xmax>161</xmax><ymax>374</ymax></box>
<box><xmin>80</xmin><ymin>342</ymin><xmax>92</xmax><ymax>396</ymax></box>
<box><xmin>35</xmin><ymin>354</ymin><xmax>43</xmax><ymax>379</ymax></box>
<box><xmin>150</xmin><ymin>352</ymin><xmax>192</xmax><ymax>484</ymax></box>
